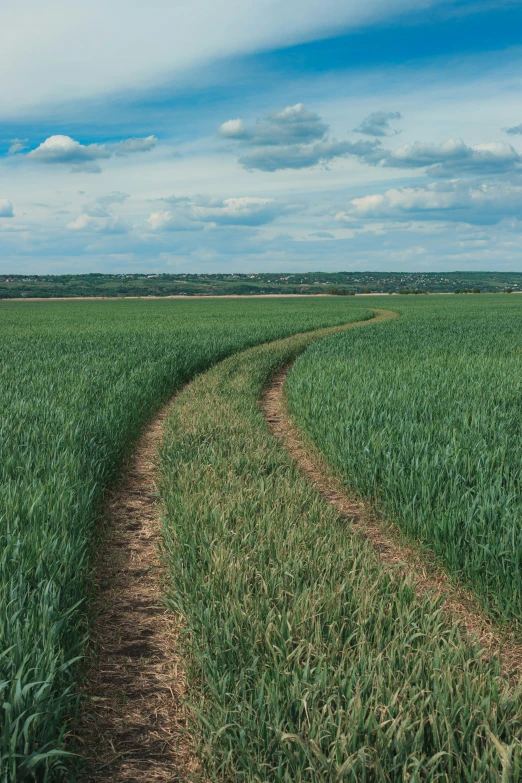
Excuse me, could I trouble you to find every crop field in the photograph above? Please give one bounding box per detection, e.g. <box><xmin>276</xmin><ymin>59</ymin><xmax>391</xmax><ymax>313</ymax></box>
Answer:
<box><xmin>2</xmin><ymin>294</ymin><xmax>522</xmax><ymax>781</ymax></box>
<box><xmin>286</xmin><ymin>295</ymin><xmax>522</xmax><ymax>624</ymax></box>
<box><xmin>0</xmin><ymin>297</ymin><xmax>367</xmax><ymax>782</ymax></box>
<box><xmin>159</xmin><ymin>308</ymin><xmax>522</xmax><ymax>781</ymax></box>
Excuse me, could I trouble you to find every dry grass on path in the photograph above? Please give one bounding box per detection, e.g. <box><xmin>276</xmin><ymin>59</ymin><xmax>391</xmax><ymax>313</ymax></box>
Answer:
<box><xmin>80</xmin><ymin>404</ymin><xmax>198</xmax><ymax>782</ymax></box>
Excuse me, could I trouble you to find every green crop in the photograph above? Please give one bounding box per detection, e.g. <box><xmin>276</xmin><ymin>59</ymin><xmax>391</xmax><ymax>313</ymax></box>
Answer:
<box><xmin>159</xmin><ymin>312</ymin><xmax>522</xmax><ymax>782</ymax></box>
<box><xmin>287</xmin><ymin>294</ymin><xmax>522</xmax><ymax>624</ymax></box>
<box><xmin>0</xmin><ymin>297</ymin><xmax>365</xmax><ymax>782</ymax></box>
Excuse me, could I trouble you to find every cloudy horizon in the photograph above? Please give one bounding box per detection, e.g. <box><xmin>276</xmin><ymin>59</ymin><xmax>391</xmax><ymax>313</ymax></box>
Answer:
<box><xmin>1</xmin><ymin>0</ymin><xmax>521</xmax><ymax>274</ymax></box>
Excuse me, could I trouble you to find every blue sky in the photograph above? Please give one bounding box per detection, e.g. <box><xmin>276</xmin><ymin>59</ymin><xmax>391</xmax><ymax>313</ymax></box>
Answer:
<box><xmin>1</xmin><ymin>0</ymin><xmax>521</xmax><ymax>274</ymax></box>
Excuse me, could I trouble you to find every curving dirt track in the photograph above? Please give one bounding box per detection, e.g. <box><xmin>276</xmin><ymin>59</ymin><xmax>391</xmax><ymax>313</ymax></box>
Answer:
<box><xmin>80</xmin><ymin>404</ymin><xmax>198</xmax><ymax>782</ymax></box>
<box><xmin>79</xmin><ymin>313</ymin><xmax>390</xmax><ymax>781</ymax></box>
<box><xmin>262</xmin><ymin>360</ymin><xmax>522</xmax><ymax>680</ymax></box>
<box><xmin>81</xmin><ymin>307</ymin><xmax>521</xmax><ymax>781</ymax></box>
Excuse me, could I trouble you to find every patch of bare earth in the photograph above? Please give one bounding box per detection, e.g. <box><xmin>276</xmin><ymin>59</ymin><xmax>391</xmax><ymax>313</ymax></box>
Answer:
<box><xmin>262</xmin><ymin>368</ymin><xmax>522</xmax><ymax>680</ymax></box>
<box><xmin>80</xmin><ymin>404</ymin><xmax>198</xmax><ymax>782</ymax></box>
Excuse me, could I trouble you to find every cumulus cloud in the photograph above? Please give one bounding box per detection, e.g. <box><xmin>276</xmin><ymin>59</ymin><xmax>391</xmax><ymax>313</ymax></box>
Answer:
<box><xmin>383</xmin><ymin>138</ymin><xmax>522</xmax><ymax>176</ymax></box>
<box><xmin>148</xmin><ymin>195</ymin><xmax>287</xmax><ymax>230</ymax></box>
<box><xmin>337</xmin><ymin>179</ymin><xmax>522</xmax><ymax>225</ymax></box>
<box><xmin>504</xmin><ymin>123</ymin><xmax>522</xmax><ymax>136</ymax></box>
<box><xmin>27</xmin><ymin>134</ymin><xmax>157</xmax><ymax>172</ymax></box>
<box><xmin>355</xmin><ymin>111</ymin><xmax>401</xmax><ymax>137</ymax></box>
<box><xmin>191</xmin><ymin>197</ymin><xmax>282</xmax><ymax>225</ymax></box>
<box><xmin>220</xmin><ymin>103</ymin><xmax>382</xmax><ymax>171</ymax></box>
<box><xmin>219</xmin><ymin>104</ymin><xmax>328</xmax><ymax>147</ymax></box>
<box><xmin>147</xmin><ymin>211</ymin><xmax>199</xmax><ymax>232</ymax></box>
<box><xmin>221</xmin><ymin>102</ymin><xmax>522</xmax><ymax>177</ymax></box>
<box><xmin>0</xmin><ymin>199</ymin><xmax>14</xmax><ymax>217</ymax></box>
<box><xmin>8</xmin><ymin>138</ymin><xmax>28</xmax><ymax>154</ymax></box>
<box><xmin>28</xmin><ymin>136</ymin><xmax>110</xmax><ymax>171</ymax></box>
<box><xmin>218</xmin><ymin>119</ymin><xmax>250</xmax><ymax>139</ymax></box>
<box><xmin>67</xmin><ymin>213</ymin><xmax>129</xmax><ymax>233</ymax></box>
<box><xmin>238</xmin><ymin>139</ymin><xmax>380</xmax><ymax>171</ymax></box>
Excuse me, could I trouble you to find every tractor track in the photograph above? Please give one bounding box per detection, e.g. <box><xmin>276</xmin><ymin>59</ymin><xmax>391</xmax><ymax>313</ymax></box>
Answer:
<box><xmin>81</xmin><ymin>403</ymin><xmax>198</xmax><ymax>782</ymax></box>
<box><xmin>261</xmin><ymin>356</ymin><xmax>522</xmax><ymax>680</ymax></box>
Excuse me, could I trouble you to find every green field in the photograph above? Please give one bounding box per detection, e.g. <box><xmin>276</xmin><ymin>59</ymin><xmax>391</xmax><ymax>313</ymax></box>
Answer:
<box><xmin>2</xmin><ymin>294</ymin><xmax>522</xmax><ymax>781</ymax></box>
<box><xmin>159</xmin><ymin>310</ymin><xmax>522</xmax><ymax>781</ymax></box>
<box><xmin>0</xmin><ymin>298</ymin><xmax>366</xmax><ymax>782</ymax></box>
<box><xmin>286</xmin><ymin>295</ymin><xmax>522</xmax><ymax>624</ymax></box>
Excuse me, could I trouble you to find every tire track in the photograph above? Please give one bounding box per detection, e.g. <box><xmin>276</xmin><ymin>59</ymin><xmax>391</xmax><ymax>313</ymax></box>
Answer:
<box><xmin>80</xmin><ymin>403</ymin><xmax>198</xmax><ymax>782</ymax></box>
<box><xmin>261</xmin><ymin>333</ymin><xmax>522</xmax><ymax>680</ymax></box>
<box><xmin>79</xmin><ymin>314</ymin><xmax>384</xmax><ymax>781</ymax></box>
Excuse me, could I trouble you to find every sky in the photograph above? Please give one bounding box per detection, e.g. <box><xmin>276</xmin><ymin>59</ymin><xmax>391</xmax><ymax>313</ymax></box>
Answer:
<box><xmin>1</xmin><ymin>0</ymin><xmax>522</xmax><ymax>274</ymax></box>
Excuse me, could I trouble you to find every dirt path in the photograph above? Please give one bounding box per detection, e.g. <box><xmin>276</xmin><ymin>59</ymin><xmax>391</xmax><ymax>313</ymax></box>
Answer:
<box><xmin>81</xmin><ymin>404</ymin><xmax>197</xmax><ymax>782</ymax></box>
<box><xmin>78</xmin><ymin>315</ymin><xmax>386</xmax><ymax>780</ymax></box>
<box><xmin>262</xmin><ymin>365</ymin><xmax>522</xmax><ymax>679</ymax></box>
<box><xmin>80</xmin><ymin>308</ymin><xmax>521</xmax><ymax>781</ymax></box>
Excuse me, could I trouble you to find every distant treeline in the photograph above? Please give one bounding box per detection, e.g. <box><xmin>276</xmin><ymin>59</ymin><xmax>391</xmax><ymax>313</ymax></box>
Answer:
<box><xmin>1</xmin><ymin>271</ymin><xmax>521</xmax><ymax>298</ymax></box>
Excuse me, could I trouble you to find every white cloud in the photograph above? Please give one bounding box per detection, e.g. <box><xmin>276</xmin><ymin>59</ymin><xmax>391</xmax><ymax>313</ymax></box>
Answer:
<box><xmin>27</xmin><ymin>134</ymin><xmax>157</xmax><ymax>172</ymax></box>
<box><xmin>147</xmin><ymin>211</ymin><xmax>198</xmax><ymax>232</ymax></box>
<box><xmin>67</xmin><ymin>213</ymin><xmax>129</xmax><ymax>233</ymax></box>
<box><xmin>220</xmin><ymin>104</ymin><xmax>328</xmax><ymax>146</ymax></box>
<box><xmin>221</xmin><ymin>103</ymin><xmax>382</xmax><ymax>171</ymax></box>
<box><xmin>3</xmin><ymin>41</ymin><xmax>522</xmax><ymax>274</ymax></box>
<box><xmin>148</xmin><ymin>195</ymin><xmax>286</xmax><ymax>230</ymax></box>
<box><xmin>192</xmin><ymin>196</ymin><xmax>281</xmax><ymax>225</ymax></box>
<box><xmin>337</xmin><ymin>179</ymin><xmax>522</xmax><ymax>225</ymax></box>
<box><xmin>218</xmin><ymin>119</ymin><xmax>250</xmax><ymax>139</ymax></box>
<box><xmin>238</xmin><ymin>139</ymin><xmax>380</xmax><ymax>171</ymax></box>
<box><xmin>28</xmin><ymin>136</ymin><xmax>110</xmax><ymax>167</ymax></box>
<box><xmin>223</xmin><ymin>104</ymin><xmax>522</xmax><ymax>176</ymax></box>
<box><xmin>355</xmin><ymin>111</ymin><xmax>401</xmax><ymax>137</ymax></box>
<box><xmin>0</xmin><ymin>200</ymin><xmax>14</xmax><ymax>217</ymax></box>
<box><xmin>67</xmin><ymin>214</ymin><xmax>95</xmax><ymax>230</ymax></box>
<box><xmin>383</xmin><ymin>138</ymin><xmax>522</xmax><ymax>175</ymax></box>
<box><xmin>66</xmin><ymin>189</ymin><xmax>131</xmax><ymax>232</ymax></box>
<box><xmin>254</xmin><ymin>104</ymin><xmax>329</xmax><ymax>145</ymax></box>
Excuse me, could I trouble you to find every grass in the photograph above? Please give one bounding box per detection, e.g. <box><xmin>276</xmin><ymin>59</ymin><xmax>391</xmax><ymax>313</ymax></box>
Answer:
<box><xmin>159</xmin><ymin>309</ymin><xmax>522</xmax><ymax>782</ymax></box>
<box><xmin>286</xmin><ymin>294</ymin><xmax>522</xmax><ymax>624</ymax></box>
<box><xmin>0</xmin><ymin>297</ymin><xmax>367</xmax><ymax>782</ymax></box>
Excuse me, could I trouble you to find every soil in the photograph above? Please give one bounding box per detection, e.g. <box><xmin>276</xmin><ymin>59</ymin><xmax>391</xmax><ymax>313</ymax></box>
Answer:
<box><xmin>80</xmin><ymin>403</ymin><xmax>198</xmax><ymax>782</ymax></box>
<box><xmin>262</xmin><ymin>368</ymin><xmax>522</xmax><ymax>680</ymax></box>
